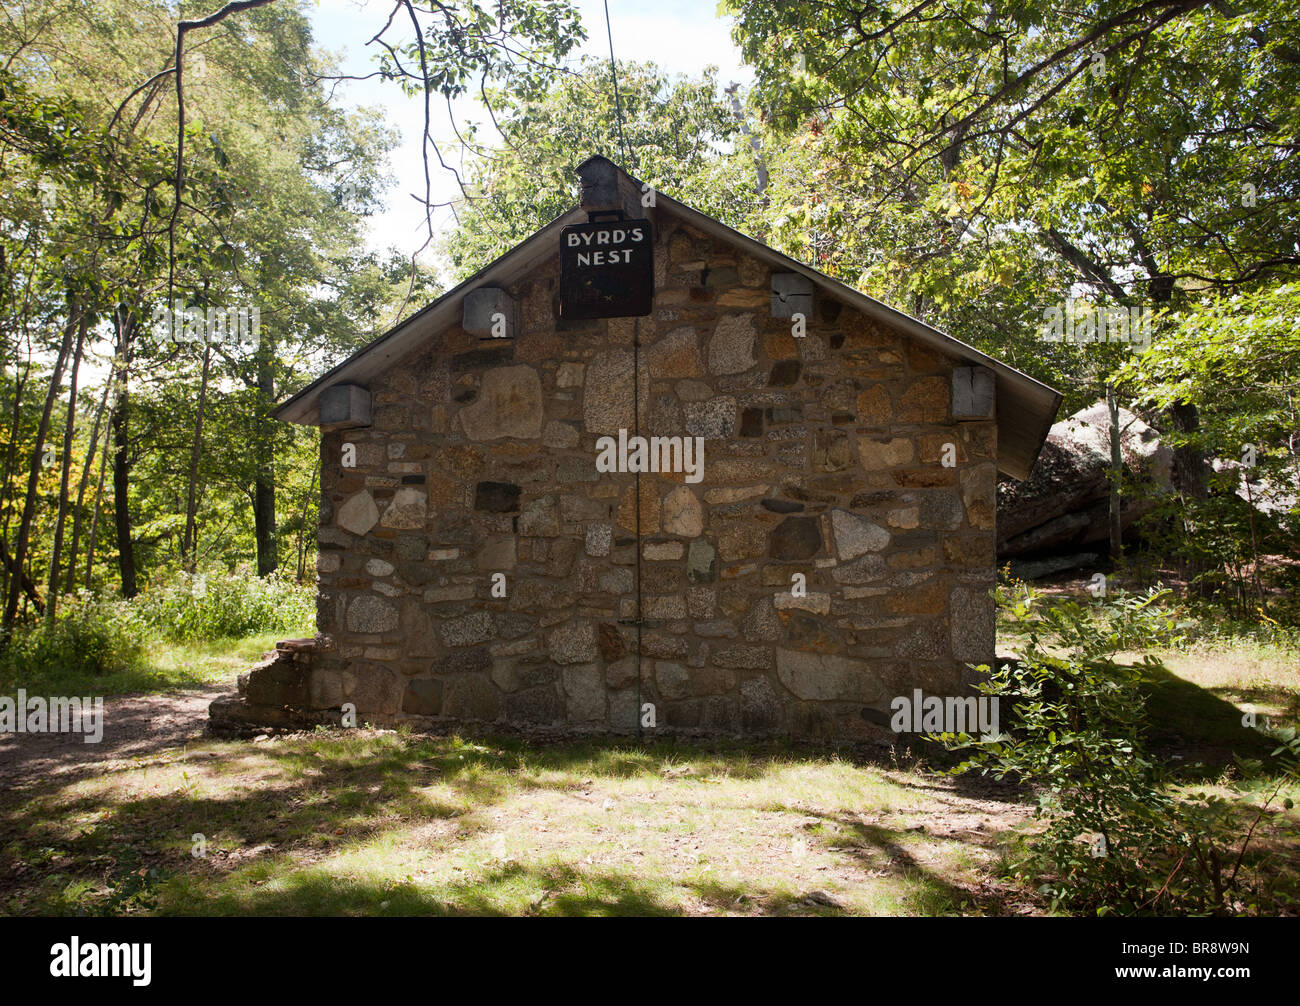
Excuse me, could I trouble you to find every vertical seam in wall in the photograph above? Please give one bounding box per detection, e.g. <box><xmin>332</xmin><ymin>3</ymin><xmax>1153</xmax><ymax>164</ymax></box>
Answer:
<box><xmin>633</xmin><ymin>315</ymin><xmax>643</xmax><ymax>739</ymax></box>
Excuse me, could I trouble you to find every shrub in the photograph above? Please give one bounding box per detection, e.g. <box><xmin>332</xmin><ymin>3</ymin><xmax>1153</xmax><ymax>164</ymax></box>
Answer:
<box><xmin>0</xmin><ymin>594</ymin><xmax>149</xmax><ymax>684</ymax></box>
<box><xmin>131</xmin><ymin>567</ymin><xmax>315</xmax><ymax>641</ymax></box>
<box><xmin>943</xmin><ymin>584</ymin><xmax>1300</xmax><ymax>915</ymax></box>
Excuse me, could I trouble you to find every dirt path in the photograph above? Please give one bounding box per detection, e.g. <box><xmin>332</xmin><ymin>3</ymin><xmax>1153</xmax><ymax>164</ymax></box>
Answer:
<box><xmin>0</xmin><ymin>686</ymin><xmax>227</xmax><ymax>791</ymax></box>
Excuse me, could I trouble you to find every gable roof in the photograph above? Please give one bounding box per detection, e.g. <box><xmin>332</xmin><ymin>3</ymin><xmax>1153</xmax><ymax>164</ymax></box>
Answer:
<box><xmin>274</xmin><ymin>160</ymin><xmax>1062</xmax><ymax>480</ymax></box>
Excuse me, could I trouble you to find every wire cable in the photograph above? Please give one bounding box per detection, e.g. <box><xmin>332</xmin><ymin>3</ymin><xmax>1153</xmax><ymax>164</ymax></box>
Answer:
<box><xmin>602</xmin><ymin>0</ymin><xmax>631</xmax><ymax>170</ymax></box>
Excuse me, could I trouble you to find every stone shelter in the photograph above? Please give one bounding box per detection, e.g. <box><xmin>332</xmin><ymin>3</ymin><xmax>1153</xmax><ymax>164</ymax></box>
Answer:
<box><xmin>210</xmin><ymin>156</ymin><xmax>1062</xmax><ymax>740</ymax></box>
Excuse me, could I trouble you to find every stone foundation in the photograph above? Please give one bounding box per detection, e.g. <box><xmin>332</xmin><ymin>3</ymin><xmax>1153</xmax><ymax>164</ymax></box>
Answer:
<box><xmin>208</xmin><ymin>638</ymin><xmax>344</xmax><ymax>736</ymax></box>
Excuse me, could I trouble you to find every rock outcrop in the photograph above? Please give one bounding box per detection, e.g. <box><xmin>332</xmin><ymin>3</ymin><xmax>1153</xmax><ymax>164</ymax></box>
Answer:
<box><xmin>997</xmin><ymin>401</ymin><xmax>1173</xmax><ymax>559</ymax></box>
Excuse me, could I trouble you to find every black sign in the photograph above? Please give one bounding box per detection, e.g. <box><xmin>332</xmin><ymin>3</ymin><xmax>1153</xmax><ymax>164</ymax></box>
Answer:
<box><xmin>558</xmin><ymin>219</ymin><xmax>654</xmax><ymax>320</ymax></box>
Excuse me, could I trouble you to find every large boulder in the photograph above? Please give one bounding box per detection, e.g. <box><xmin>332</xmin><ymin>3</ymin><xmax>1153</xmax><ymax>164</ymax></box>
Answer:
<box><xmin>1212</xmin><ymin>458</ymin><xmax>1299</xmax><ymax>528</ymax></box>
<box><xmin>997</xmin><ymin>401</ymin><xmax>1173</xmax><ymax>559</ymax></box>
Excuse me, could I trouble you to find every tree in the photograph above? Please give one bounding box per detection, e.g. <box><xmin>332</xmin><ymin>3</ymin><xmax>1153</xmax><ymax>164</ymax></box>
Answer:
<box><xmin>444</xmin><ymin>57</ymin><xmax>747</xmax><ymax>279</ymax></box>
<box><xmin>1118</xmin><ymin>283</ymin><xmax>1300</xmax><ymax>612</ymax></box>
<box><xmin>724</xmin><ymin>1</ymin><xmax>1300</xmax><ymax>475</ymax></box>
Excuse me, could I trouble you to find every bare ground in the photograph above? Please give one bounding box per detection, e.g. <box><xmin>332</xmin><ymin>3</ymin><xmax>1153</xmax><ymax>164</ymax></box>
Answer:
<box><xmin>0</xmin><ymin>686</ymin><xmax>228</xmax><ymax>791</ymax></box>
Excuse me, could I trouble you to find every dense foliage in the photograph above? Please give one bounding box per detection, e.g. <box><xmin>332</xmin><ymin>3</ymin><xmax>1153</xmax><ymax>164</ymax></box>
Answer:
<box><xmin>0</xmin><ymin>0</ymin><xmax>577</xmax><ymax>637</ymax></box>
<box><xmin>445</xmin><ymin>57</ymin><xmax>750</xmax><ymax>277</ymax></box>
<box><xmin>0</xmin><ymin>568</ymin><xmax>313</xmax><ymax>688</ymax></box>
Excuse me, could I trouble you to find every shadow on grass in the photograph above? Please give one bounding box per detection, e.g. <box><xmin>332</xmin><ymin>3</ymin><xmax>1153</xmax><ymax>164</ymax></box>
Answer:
<box><xmin>0</xmin><ymin>729</ymin><xmax>1021</xmax><ymax>916</ymax></box>
<box><xmin>181</xmin><ymin>838</ymin><xmax>968</xmax><ymax>917</ymax></box>
<box><xmin>1137</xmin><ymin>660</ymin><xmax>1284</xmax><ymax>777</ymax></box>
<box><xmin>187</xmin><ymin>861</ymin><xmax>688</xmax><ymax>917</ymax></box>
<box><xmin>176</xmin><ymin>858</ymin><xmax>862</xmax><ymax>917</ymax></box>
<box><xmin>1204</xmin><ymin>683</ymin><xmax>1300</xmax><ymax>722</ymax></box>
<box><xmin>0</xmin><ymin>662</ymin><xmax>208</xmax><ymax>701</ymax></box>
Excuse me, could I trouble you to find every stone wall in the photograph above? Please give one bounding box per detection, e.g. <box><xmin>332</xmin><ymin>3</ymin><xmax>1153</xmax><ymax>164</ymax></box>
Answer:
<box><xmin>308</xmin><ymin>208</ymin><xmax>998</xmax><ymax>740</ymax></box>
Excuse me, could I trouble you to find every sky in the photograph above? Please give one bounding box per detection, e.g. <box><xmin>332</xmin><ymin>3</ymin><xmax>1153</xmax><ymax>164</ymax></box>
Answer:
<box><xmin>307</xmin><ymin>0</ymin><xmax>753</xmax><ymax>261</ymax></box>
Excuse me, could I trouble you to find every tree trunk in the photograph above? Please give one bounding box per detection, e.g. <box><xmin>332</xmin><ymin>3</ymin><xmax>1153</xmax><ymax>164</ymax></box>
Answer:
<box><xmin>0</xmin><ymin>538</ymin><xmax>45</xmax><ymax>615</ymax></box>
<box><xmin>295</xmin><ymin>467</ymin><xmax>317</xmax><ymax>582</ymax></box>
<box><xmin>182</xmin><ymin>343</ymin><xmax>212</xmax><ymax>570</ymax></box>
<box><xmin>1107</xmin><ymin>384</ymin><xmax>1123</xmax><ymax>560</ymax></box>
<box><xmin>111</xmin><ymin>307</ymin><xmax>138</xmax><ymax>598</ymax></box>
<box><xmin>0</xmin><ymin>333</ymin><xmax>34</xmax><ymax>608</ymax></box>
<box><xmin>1146</xmin><ymin>274</ymin><xmax>1206</xmax><ymax>501</ymax></box>
<box><xmin>46</xmin><ymin>312</ymin><xmax>89</xmax><ymax>621</ymax></box>
<box><xmin>65</xmin><ymin>358</ymin><xmax>115</xmax><ymax>593</ymax></box>
<box><xmin>253</xmin><ymin>351</ymin><xmax>277</xmax><ymax>576</ymax></box>
<box><xmin>85</xmin><ymin>414</ymin><xmax>113</xmax><ymax>591</ymax></box>
<box><xmin>2</xmin><ymin>298</ymin><xmax>80</xmax><ymax>639</ymax></box>
<box><xmin>1169</xmin><ymin>400</ymin><xmax>1206</xmax><ymax>498</ymax></box>
<box><xmin>254</xmin><ymin>459</ymin><xmax>277</xmax><ymax>575</ymax></box>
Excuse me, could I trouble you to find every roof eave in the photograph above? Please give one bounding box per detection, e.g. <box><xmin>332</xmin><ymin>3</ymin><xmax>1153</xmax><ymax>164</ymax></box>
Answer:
<box><xmin>652</xmin><ymin>192</ymin><xmax>1064</xmax><ymax>479</ymax></box>
<box><xmin>274</xmin><ymin>177</ymin><xmax>1062</xmax><ymax>480</ymax></box>
<box><xmin>272</xmin><ymin>205</ymin><xmax>587</xmax><ymax>426</ymax></box>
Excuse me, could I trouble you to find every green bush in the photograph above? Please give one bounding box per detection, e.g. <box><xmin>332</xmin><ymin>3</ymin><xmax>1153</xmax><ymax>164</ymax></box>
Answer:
<box><xmin>0</xmin><ymin>570</ymin><xmax>314</xmax><ymax>693</ymax></box>
<box><xmin>132</xmin><ymin>567</ymin><xmax>315</xmax><ymax>641</ymax></box>
<box><xmin>0</xmin><ymin>594</ymin><xmax>149</xmax><ymax>684</ymax></box>
<box><xmin>943</xmin><ymin>584</ymin><xmax>1300</xmax><ymax>916</ymax></box>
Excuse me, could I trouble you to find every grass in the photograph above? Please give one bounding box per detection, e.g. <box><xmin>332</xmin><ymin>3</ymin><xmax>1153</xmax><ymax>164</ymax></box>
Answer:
<box><xmin>1134</xmin><ymin>645</ymin><xmax>1297</xmax><ymax>772</ymax></box>
<box><xmin>996</xmin><ymin>612</ymin><xmax>1300</xmax><ymax>773</ymax></box>
<box><xmin>140</xmin><ymin>634</ymin><xmax>297</xmax><ymax>691</ymax></box>
<box><xmin>0</xmin><ymin>733</ymin><xmax>1031</xmax><ymax>917</ymax></box>
<box><xmin>0</xmin><ymin>631</ymin><xmax>305</xmax><ymax>697</ymax></box>
<box><xmin>1137</xmin><ymin>638</ymin><xmax>1300</xmax><ymax>909</ymax></box>
<box><xmin>0</xmin><ymin>613</ymin><xmax>1295</xmax><ymax>916</ymax></box>
<box><xmin>1142</xmin><ymin>637</ymin><xmax>1300</xmax><ymax>725</ymax></box>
